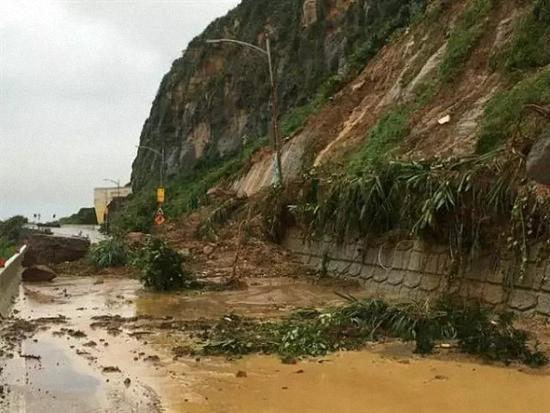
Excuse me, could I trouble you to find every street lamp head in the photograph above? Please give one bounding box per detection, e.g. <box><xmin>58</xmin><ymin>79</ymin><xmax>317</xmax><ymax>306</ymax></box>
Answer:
<box><xmin>205</xmin><ymin>38</ymin><xmax>268</xmax><ymax>57</ymax></box>
<box><xmin>103</xmin><ymin>178</ymin><xmax>120</xmax><ymax>186</ymax></box>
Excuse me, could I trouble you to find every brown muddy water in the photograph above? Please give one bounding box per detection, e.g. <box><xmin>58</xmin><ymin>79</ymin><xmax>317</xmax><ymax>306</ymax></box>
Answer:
<box><xmin>2</xmin><ymin>275</ymin><xmax>550</xmax><ymax>413</ymax></box>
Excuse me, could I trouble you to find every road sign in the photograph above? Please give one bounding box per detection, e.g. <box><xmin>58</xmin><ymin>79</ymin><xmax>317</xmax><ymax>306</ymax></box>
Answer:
<box><xmin>157</xmin><ymin>187</ymin><xmax>165</xmax><ymax>204</ymax></box>
<box><xmin>154</xmin><ymin>208</ymin><xmax>166</xmax><ymax>226</ymax></box>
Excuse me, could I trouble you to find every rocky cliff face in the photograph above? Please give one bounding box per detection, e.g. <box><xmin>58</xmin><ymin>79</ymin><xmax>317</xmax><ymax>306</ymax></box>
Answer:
<box><xmin>131</xmin><ymin>0</ymin><xmax>425</xmax><ymax>189</ymax></box>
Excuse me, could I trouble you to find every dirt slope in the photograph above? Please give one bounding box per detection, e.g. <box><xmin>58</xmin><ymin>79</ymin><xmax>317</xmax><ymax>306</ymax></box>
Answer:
<box><xmin>233</xmin><ymin>0</ymin><xmax>531</xmax><ymax>196</ymax></box>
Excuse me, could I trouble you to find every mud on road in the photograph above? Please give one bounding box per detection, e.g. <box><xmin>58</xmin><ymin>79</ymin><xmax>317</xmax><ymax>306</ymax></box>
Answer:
<box><xmin>2</xmin><ymin>274</ymin><xmax>550</xmax><ymax>413</ymax></box>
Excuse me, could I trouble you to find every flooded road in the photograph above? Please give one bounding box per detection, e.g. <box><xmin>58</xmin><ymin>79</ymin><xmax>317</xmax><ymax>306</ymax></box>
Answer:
<box><xmin>2</xmin><ymin>274</ymin><xmax>550</xmax><ymax>412</ymax></box>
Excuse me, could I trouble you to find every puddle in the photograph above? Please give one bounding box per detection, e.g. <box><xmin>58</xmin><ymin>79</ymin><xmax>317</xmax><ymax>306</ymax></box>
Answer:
<box><xmin>135</xmin><ymin>277</ymin><xmax>355</xmax><ymax>320</ymax></box>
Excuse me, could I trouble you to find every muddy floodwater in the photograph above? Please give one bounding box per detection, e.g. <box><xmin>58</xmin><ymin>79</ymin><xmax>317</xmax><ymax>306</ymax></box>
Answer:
<box><xmin>2</xmin><ymin>274</ymin><xmax>550</xmax><ymax>412</ymax></box>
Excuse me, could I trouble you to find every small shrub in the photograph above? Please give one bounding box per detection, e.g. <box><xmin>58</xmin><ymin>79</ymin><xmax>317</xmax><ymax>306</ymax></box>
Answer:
<box><xmin>88</xmin><ymin>238</ymin><xmax>128</xmax><ymax>268</ymax></box>
<box><xmin>412</xmin><ymin>80</ymin><xmax>439</xmax><ymax>107</ymax></box>
<box><xmin>0</xmin><ymin>237</ymin><xmax>16</xmax><ymax>260</ymax></box>
<box><xmin>135</xmin><ymin>237</ymin><xmax>194</xmax><ymax>291</ymax></box>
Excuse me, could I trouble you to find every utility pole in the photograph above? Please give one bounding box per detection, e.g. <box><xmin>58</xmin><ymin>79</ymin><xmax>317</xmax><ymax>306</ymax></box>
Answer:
<box><xmin>206</xmin><ymin>34</ymin><xmax>284</xmax><ymax>187</ymax></box>
<box><xmin>104</xmin><ymin>178</ymin><xmax>121</xmax><ymax>199</ymax></box>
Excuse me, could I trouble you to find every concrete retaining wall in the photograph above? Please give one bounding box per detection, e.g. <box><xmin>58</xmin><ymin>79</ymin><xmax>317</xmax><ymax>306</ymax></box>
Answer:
<box><xmin>284</xmin><ymin>228</ymin><xmax>550</xmax><ymax>316</ymax></box>
<box><xmin>0</xmin><ymin>246</ymin><xmax>27</xmax><ymax>317</ymax></box>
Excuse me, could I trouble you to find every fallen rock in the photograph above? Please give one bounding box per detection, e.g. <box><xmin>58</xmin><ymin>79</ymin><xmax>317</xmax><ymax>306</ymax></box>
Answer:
<box><xmin>23</xmin><ymin>234</ymin><xmax>90</xmax><ymax>266</ymax></box>
<box><xmin>527</xmin><ymin>134</ymin><xmax>550</xmax><ymax>185</ymax></box>
<box><xmin>438</xmin><ymin>114</ymin><xmax>451</xmax><ymax>125</ymax></box>
<box><xmin>22</xmin><ymin>265</ymin><xmax>57</xmax><ymax>282</ymax></box>
<box><xmin>143</xmin><ymin>355</ymin><xmax>161</xmax><ymax>363</ymax></box>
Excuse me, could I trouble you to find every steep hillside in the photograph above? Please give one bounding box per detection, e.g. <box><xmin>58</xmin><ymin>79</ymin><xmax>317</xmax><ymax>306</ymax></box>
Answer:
<box><xmin>234</xmin><ymin>0</ymin><xmax>550</xmax><ymax>195</ymax></box>
<box><xmin>120</xmin><ymin>0</ymin><xmax>550</xmax><ymax>251</ymax></box>
<box><xmin>131</xmin><ymin>0</ymin><xmax>426</xmax><ymax>189</ymax></box>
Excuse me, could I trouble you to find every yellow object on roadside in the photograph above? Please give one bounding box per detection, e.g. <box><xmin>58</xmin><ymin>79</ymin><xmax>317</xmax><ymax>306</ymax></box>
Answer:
<box><xmin>157</xmin><ymin>187</ymin><xmax>165</xmax><ymax>204</ymax></box>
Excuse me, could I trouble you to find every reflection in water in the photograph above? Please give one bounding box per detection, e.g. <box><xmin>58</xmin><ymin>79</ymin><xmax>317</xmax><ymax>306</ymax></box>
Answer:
<box><xmin>2</xmin><ymin>335</ymin><xmax>104</xmax><ymax>413</ymax></box>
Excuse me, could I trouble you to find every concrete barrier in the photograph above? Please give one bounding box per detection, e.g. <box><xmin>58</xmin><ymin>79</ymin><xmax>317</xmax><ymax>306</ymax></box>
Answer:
<box><xmin>283</xmin><ymin>228</ymin><xmax>550</xmax><ymax>316</ymax></box>
<box><xmin>0</xmin><ymin>245</ymin><xmax>27</xmax><ymax>317</ymax></box>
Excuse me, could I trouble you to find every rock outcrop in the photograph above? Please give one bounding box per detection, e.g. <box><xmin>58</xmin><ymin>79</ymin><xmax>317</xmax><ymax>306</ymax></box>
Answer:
<box><xmin>23</xmin><ymin>234</ymin><xmax>90</xmax><ymax>267</ymax></box>
<box><xmin>131</xmin><ymin>0</ymin><xmax>426</xmax><ymax>189</ymax></box>
<box><xmin>527</xmin><ymin>134</ymin><xmax>550</xmax><ymax>185</ymax></box>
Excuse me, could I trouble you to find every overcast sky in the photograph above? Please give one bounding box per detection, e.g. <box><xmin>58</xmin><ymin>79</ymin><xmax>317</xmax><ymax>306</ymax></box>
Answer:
<box><xmin>0</xmin><ymin>0</ymin><xmax>239</xmax><ymax>220</ymax></box>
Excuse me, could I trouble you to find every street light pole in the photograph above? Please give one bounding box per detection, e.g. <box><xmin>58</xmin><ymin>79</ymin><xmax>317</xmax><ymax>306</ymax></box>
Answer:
<box><xmin>103</xmin><ymin>178</ymin><xmax>121</xmax><ymax>230</ymax></box>
<box><xmin>136</xmin><ymin>145</ymin><xmax>165</xmax><ymax>187</ymax></box>
<box><xmin>206</xmin><ymin>34</ymin><xmax>284</xmax><ymax>187</ymax></box>
<box><xmin>103</xmin><ymin>178</ymin><xmax>121</xmax><ymax>199</ymax></box>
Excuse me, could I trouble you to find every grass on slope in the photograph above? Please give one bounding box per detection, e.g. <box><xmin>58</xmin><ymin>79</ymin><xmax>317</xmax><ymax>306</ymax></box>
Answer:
<box><xmin>348</xmin><ymin>106</ymin><xmax>411</xmax><ymax>173</ymax></box>
<box><xmin>438</xmin><ymin>0</ymin><xmax>494</xmax><ymax>83</ymax></box>
<box><xmin>108</xmin><ymin>138</ymin><xmax>267</xmax><ymax>235</ymax></box>
<box><xmin>476</xmin><ymin>67</ymin><xmax>550</xmax><ymax>153</ymax></box>
<box><xmin>500</xmin><ymin>0</ymin><xmax>550</xmax><ymax>72</ymax></box>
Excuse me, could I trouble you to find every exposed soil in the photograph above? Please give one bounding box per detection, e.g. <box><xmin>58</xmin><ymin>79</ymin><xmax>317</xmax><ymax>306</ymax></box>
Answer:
<box><xmin>155</xmin><ymin>207</ymin><xmax>316</xmax><ymax>282</ymax></box>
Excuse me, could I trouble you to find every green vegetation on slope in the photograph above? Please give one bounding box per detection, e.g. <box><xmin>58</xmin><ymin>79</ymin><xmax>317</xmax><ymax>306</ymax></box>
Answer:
<box><xmin>500</xmin><ymin>0</ymin><xmax>550</xmax><ymax>72</ymax></box>
<box><xmin>295</xmin><ymin>150</ymin><xmax>550</xmax><ymax>278</ymax></box>
<box><xmin>0</xmin><ymin>216</ymin><xmax>28</xmax><ymax>259</ymax></box>
<box><xmin>438</xmin><ymin>0</ymin><xmax>493</xmax><ymax>83</ymax></box>
<box><xmin>477</xmin><ymin>0</ymin><xmax>550</xmax><ymax>152</ymax></box>
<box><xmin>476</xmin><ymin>67</ymin><xmax>550</xmax><ymax>153</ymax></box>
<box><xmin>133</xmin><ymin>0</ymin><xmax>429</xmax><ymax>188</ymax></box>
<box><xmin>348</xmin><ymin>106</ymin><xmax>411</xmax><ymax>172</ymax></box>
<box><xmin>59</xmin><ymin>208</ymin><xmax>98</xmax><ymax>225</ymax></box>
<box><xmin>110</xmin><ymin>138</ymin><xmax>267</xmax><ymax>235</ymax></box>
<box><xmin>0</xmin><ymin>239</ymin><xmax>16</xmax><ymax>261</ymax></box>
<box><xmin>402</xmin><ymin>0</ymin><xmax>495</xmax><ymax>110</ymax></box>
<box><xmin>192</xmin><ymin>297</ymin><xmax>547</xmax><ymax>367</ymax></box>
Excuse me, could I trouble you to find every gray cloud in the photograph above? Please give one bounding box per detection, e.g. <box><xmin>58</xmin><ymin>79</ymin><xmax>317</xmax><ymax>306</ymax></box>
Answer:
<box><xmin>0</xmin><ymin>0</ymin><xmax>239</xmax><ymax>220</ymax></box>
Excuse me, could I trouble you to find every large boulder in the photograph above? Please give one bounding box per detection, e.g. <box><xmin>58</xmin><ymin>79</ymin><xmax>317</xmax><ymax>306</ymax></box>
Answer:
<box><xmin>23</xmin><ymin>234</ymin><xmax>90</xmax><ymax>267</ymax></box>
<box><xmin>527</xmin><ymin>134</ymin><xmax>550</xmax><ymax>185</ymax></box>
<box><xmin>22</xmin><ymin>265</ymin><xmax>57</xmax><ymax>282</ymax></box>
